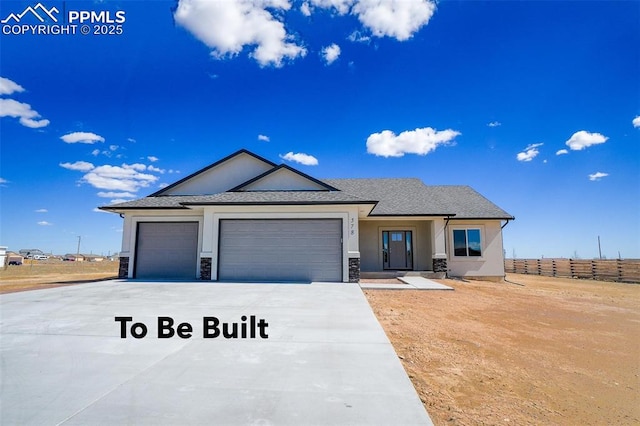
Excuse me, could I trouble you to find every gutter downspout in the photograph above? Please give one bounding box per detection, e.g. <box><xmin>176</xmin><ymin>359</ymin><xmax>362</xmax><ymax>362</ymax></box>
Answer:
<box><xmin>500</xmin><ymin>218</ymin><xmax>513</xmax><ymax>280</ymax></box>
<box><xmin>443</xmin><ymin>215</ymin><xmax>453</xmax><ymax>278</ymax></box>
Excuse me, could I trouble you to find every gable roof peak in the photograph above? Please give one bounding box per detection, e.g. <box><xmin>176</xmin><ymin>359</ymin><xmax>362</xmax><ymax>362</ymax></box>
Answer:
<box><xmin>149</xmin><ymin>149</ymin><xmax>276</xmax><ymax>196</ymax></box>
<box><xmin>230</xmin><ymin>163</ymin><xmax>339</xmax><ymax>192</ymax></box>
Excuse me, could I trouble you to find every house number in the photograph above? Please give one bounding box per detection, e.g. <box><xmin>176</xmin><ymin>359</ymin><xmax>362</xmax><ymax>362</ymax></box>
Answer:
<box><xmin>350</xmin><ymin>217</ymin><xmax>355</xmax><ymax>235</ymax></box>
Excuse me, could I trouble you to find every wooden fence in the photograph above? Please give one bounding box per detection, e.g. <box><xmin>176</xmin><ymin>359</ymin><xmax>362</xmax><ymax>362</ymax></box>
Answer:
<box><xmin>504</xmin><ymin>259</ymin><xmax>640</xmax><ymax>283</ymax></box>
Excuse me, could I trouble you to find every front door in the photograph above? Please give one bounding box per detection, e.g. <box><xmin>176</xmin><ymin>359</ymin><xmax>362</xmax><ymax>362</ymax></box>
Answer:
<box><xmin>382</xmin><ymin>230</ymin><xmax>413</xmax><ymax>270</ymax></box>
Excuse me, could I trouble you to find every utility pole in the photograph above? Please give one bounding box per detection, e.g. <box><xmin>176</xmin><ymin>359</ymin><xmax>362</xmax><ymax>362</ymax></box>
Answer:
<box><xmin>76</xmin><ymin>236</ymin><xmax>81</xmax><ymax>255</ymax></box>
<box><xmin>597</xmin><ymin>236</ymin><xmax>602</xmax><ymax>260</ymax></box>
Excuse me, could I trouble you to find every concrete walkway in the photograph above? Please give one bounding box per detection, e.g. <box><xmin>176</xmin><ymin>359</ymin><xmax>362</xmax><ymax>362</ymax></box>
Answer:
<box><xmin>360</xmin><ymin>276</ymin><xmax>454</xmax><ymax>290</ymax></box>
<box><xmin>0</xmin><ymin>281</ymin><xmax>432</xmax><ymax>425</ymax></box>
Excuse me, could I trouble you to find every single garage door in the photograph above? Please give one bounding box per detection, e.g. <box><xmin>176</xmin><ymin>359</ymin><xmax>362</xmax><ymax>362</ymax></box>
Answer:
<box><xmin>135</xmin><ymin>222</ymin><xmax>198</xmax><ymax>279</ymax></box>
<box><xmin>219</xmin><ymin>219</ymin><xmax>342</xmax><ymax>282</ymax></box>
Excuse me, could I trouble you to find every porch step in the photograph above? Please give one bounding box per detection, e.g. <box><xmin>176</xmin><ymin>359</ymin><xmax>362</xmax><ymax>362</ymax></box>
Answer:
<box><xmin>361</xmin><ymin>271</ymin><xmax>446</xmax><ymax>279</ymax></box>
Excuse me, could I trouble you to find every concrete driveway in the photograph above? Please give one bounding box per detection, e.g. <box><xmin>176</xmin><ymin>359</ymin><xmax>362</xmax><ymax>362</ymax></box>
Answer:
<box><xmin>1</xmin><ymin>281</ymin><xmax>432</xmax><ymax>425</ymax></box>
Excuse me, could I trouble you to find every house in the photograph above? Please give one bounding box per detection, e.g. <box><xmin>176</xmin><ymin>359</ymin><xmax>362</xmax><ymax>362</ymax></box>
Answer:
<box><xmin>63</xmin><ymin>254</ymin><xmax>85</xmax><ymax>262</ymax></box>
<box><xmin>101</xmin><ymin>149</ymin><xmax>514</xmax><ymax>282</ymax></box>
<box><xmin>6</xmin><ymin>251</ymin><xmax>24</xmax><ymax>265</ymax></box>
<box><xmin>83</xmin><ymin>255</ymin><xmax>105</xmax><ymax>262</ymax></box>
<box><xmin>19</xmin><ymin>248</ymin><xmax>44</xmax><ymax>258</ymax></box>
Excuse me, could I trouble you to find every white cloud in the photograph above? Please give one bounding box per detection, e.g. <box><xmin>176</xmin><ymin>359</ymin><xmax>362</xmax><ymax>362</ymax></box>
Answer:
<box><xmin>109</xmin><ymin>199</ymin><xmax>129</xmax><ymax>205</ymax></box>
<box><xmin>97</xmin><ymin>191</ymin><xmax>136</xmax><ymax>198</ymax></box>
<box><xmin>82</xmin><ymin>164</ymin><xmax>158</xmax><ymax>192</ymax></box>
<box><xmin>633</xmin><ymin>116</ymin><xmax>640</xmax><ymax>128</ymax></box>
<box><xmin>123</xmin><ymin>163</ymin><xmax>147</xmax><ymax>171</ymax></box>
<box><xmin>0</xmin><ymin>77</ymin><xmax>25</xmax><ymax>95</ymax></box>
<box><xmin>35</xmin><ymin>208</ymin><xmax>48</xmax><ymax>213</ymax></box>
<box><xmin>347</xmin><ymin>30</ymin><xmax>370</xmax><ymax>43</ymax></box>
<box><xmin>565</xmin><ymin>130</ymin><xmax>608</xmax><ymax>151</ymax></box>
<box><xmin>92</xmin><ymin>208</ymin><xmax>108</xmax><ymax>213</ymax></box>
<box><xmin>556</xmin><ymin>149</ymin><xmax>568</xmax><ymax>156</ymax></box>
<box><xmin>59</xmin><ymin>161</ymin><xmax>95</xmax><ymax>172</ymax></box>
<box><xmin>366</xmin><ymin>127</ymin><xmax>460</xmax><ymax>157</ymax></box>
<box><xmin>91</xmin><ymin>149</ymin><xmax>100</xmax><ymax>156</ymax></box>
<box><xmin>0</xmin><ymin>177</ymin><xmax>7</xmax><ymax>185</ymax></box>
<box><xmin>127</xmin><ymin>138</ymin><xmax>136</xmax><ymax>143</ymax></box>
<box><xmin>280</xmin><ymin>151</ymin><xmax>319</xmax><ymax>165</ymax></box>
<box><xmin>352</xmin><ymin>0</ymin><xmax>436</xmax><ymax>41</ymax></box>
<box><xmin>300</xmin><ymin>2</ymin><xmax>311</xmax><ymax>16</ymax></box>
<box><xmin>588</xmin><ymin>172</ymin><xmax>609</xmax><ymax>181</ymax></box>
<box><xmin>516</xmin><ymin>143</ymin><xmax>543</xmax><ymax>162</ymax></box>
<box><xmin>147</xmin><ymin>156</ymin><xmax>159</xmax><ymax>162</ymax></box>
<box><xmin>321</xmin><ymin>43</ymin><xmax>341</xmax><ymax>65</ymax></box>
<box><xmin>0</xmin><ymin>98</ymin><xmax>49</xmax><ymax>128</ymax></box>
<box><xmin>109</xmin><ymin>145</ymin><xmax>119</xmax><ymax>151</ymax></box>
<box><xmin>308</xmin><ymin>0</ymin><xmax>436</xmax><ymax>40</ymax></box>
<box><xmin>37</xmin><ymin>221</ymin><xmax>52</xmax><ymax>226</ymax></box>
<box><xmin>148</xmin><ymin>165</ymin><xmax>165</xmax><ymax>173</ymax></box>
<box><xmin>487</xmin><ymin>121</ymin><xmax>501</xmax><ymax>127</ymax></box>
<box><xmin>308</xmin><ymin>0</ymin><xmax>353</xmax><ymax>14</ymax></box>
<box><xmin>61</xmin><ymin>131</ymin><xmax>105</xmax><ymax>144</ymax></box>
<box><xmin>174</xmin><ymin>0</ymin><xmax>307</xmax><ymax>67</ymax></box>
<box><xmin>258</xmin><ymin>134</ymin><xmax>270</xmax><ymax>142</ymax></box>
<box><xmin>158</xmin><ymin>182</ymin><xmax>170</xmax><ymax>189</ymax></box>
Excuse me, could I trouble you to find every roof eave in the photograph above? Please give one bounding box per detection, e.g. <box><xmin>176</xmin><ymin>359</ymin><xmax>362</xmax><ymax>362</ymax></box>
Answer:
<box><xmin>180</xmin><ymin>201</ymin><xmax>378</xmax><ymax>206</ymax></box>
<box><xmin>367</xmin><ymin>213</ymin><xmax>457</xmax><ymax>217</ymax></box>
<box><xmin>98</xmin><ymin>206</ymin><xmax>190</xmax><ymax>212</ymax></box>
<box><xmin>449</xmin><ymin>216</ymin><xmax>515</xmax><ymax>220</ymax></box>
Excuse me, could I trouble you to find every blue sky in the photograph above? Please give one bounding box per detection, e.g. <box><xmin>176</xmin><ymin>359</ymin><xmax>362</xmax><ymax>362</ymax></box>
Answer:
<box><xmin>1</xmin><ymin>0</ymin><xmax>638</xmax><ymax>259</ymax></box>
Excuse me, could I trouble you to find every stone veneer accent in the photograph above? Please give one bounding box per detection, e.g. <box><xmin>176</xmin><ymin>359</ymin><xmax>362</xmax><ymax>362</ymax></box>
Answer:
<box><xmin>348</xmin><ymin>258</ymin><xmax>360</xmax><ymax>283</ymax></box>
<box><xmin>432</xmin><ymin>258</ymin><xmax>447</xmax><ymax>273</ymax></box>
<box><xmin>200</xmin><ymin>257</ymin><xmax>212</xmax><ymax>280</ymax></box>
<box><xmin>118</xmin><ymin>257</ymin><xmax>129</xmax><ymax>278</ymax></box>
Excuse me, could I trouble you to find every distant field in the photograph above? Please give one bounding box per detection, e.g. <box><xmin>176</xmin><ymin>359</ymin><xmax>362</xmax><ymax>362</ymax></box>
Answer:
<box><xmin>0</xmin><ymin>260</ymin><xmax>118</xmax><ymax>293</ymax></box>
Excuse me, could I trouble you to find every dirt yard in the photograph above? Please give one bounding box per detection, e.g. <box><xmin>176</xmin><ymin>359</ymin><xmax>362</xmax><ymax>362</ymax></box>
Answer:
<box><xmin>364</xmin><ymin>274</ymin><xmax>640</xmax><ymax>425</ymax></box>
<box><xmin>0</xmin><ymin>260</ymin><xmax>118</xmax><ymax>293</ymax></box>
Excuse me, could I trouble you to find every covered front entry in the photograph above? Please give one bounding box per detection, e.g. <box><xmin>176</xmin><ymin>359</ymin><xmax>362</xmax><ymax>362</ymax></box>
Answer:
<box><xmin>218</xmin><ymin>218</ymin><xmax>343</xmax><ymax>282</ymax></box>
<box><xmin>382</xmin><ymin>230</ymin><xmax>413</xmax><ymax>270</ymax></box>
<box><xmin>134</xmin><ymin>222</ymin><xmax>199</xmax><ymax>279</ymax></box>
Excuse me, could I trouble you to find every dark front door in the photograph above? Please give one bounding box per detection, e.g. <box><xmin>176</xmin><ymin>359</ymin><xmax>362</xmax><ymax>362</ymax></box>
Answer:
<box><xmin>382</xmin><ymin>230</ymin><xmax>413</xmax><ymax>270</ymax></box>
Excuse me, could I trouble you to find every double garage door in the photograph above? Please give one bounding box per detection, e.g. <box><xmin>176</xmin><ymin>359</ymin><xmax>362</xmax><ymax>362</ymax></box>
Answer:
<box><xmin>219</xmin><ymin>219</ymin><xmax>343</xmax><ymax>282</ymax></box>
<box><xmin>134</xmin><ymin>219</ymin><xmax>343</xmax><ymax>282</ymax></box>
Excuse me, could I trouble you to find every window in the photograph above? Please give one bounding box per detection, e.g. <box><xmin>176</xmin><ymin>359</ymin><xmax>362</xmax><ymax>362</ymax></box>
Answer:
<box><xmin>453</xmin><ymin>229</ymin><xmax>482</xmax><ymax>257</ymax></box>
<box><xmin>382</xmin><ymin>230</ymin><xmax>413</xmax><ymax>270</ymax></box>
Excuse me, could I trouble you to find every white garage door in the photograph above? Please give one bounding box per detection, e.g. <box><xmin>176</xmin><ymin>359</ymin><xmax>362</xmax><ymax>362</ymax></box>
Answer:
<box><xmin>135</xmin><ymin>222</ymin><xmax>198</xmax><ymax>279</ymax></box>
<box><xmin>218</xmin><ymin>219</ymin><xmax>342</xmax><ymax>282</ymax></box>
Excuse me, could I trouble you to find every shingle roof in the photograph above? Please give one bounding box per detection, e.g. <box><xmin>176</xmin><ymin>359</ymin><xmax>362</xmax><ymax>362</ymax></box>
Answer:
<box><xmin>100</xmin><ymin>191</ymin><xmax>376</xmax><ymax>210</ymax></box>
<box><xmin>101</xmin><ymin>175</ymin><xmax>512</xmax><ymax>220</ymax></box>
<box><xmin>323</xmin><ymin>178</ymin><xmax>514</xmax><ymax>219</ymax></box>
